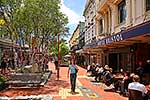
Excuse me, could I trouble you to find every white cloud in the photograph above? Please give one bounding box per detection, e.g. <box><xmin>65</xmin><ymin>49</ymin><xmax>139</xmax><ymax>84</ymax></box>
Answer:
<box><xmin>60</xmin><ymin>0</ymin><xmax>84</xmax><ymax>25</ymax></box>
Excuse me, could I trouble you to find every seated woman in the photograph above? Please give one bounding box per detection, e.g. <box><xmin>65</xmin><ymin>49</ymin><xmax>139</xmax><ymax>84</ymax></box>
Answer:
<box><xmin>102</xmin><ymin>65</ymin><xmax>114</xmax><ymax>86</ymax></box>
<box><xmin>87</xmin><ymin>63</ymin><xmax>95</xmax><ymax>76</ymax></box>
<box><xmin>94</xmin><ymin>65</ymin><xmax>104</xmax><ymax>82</ymax></box>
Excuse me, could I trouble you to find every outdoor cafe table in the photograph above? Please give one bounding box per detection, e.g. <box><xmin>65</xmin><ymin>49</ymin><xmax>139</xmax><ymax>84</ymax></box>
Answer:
<box><xmin>113</xmin><ymin>74</ymin><xmax>124</xmax><ymax>80</ymax></box>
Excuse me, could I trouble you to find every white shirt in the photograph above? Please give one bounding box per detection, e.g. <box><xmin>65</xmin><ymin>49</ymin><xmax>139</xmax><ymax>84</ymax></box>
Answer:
<box><xmin>128</xmin><ymin>82</ymin><xmax>148</xmax><ymax>96</ymax></box>
<box><xmin>98</xmin><ymin>67</ymin><xmax>104</xmax><ymax>73</ymax></box>
<box><xmin>95</xmin><ymin>67</ymin><xmax>99</xmax><ymax>72</ymax></box>
<box><xmin>87</xmin><ymin>65</ymin><xmax>91</xmax><ymax>70</ymax></box>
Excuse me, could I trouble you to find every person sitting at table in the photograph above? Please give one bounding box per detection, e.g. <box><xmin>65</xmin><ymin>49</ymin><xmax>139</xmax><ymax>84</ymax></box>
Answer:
<box><xmin>102</xmin><ymin>65</ymin><xmax>114</xmax><ymax>86</ymax></box>
<box><xmin>94</xmin><ymin>64</ymin><xmax>104</xmax><ymax>82</ymax></box>
<box><xmin>128</xmin><ymin>75</ymin><xmax>148</xmax><ymax>100</ymax></box>
<box><xmin>87</xmin><ymin>63</ymin><xmax>96</xmax><ymax>76</ymax></box>
<box><xmin>119</xmin><ymin>71</ymin><xmax>131</xmax><ymax>96</ymax></box>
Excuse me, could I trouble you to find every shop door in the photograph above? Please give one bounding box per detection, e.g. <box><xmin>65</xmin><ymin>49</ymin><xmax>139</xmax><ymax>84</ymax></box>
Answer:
<box><xmin>109</xmin><ymin>53</ymin><xmax>118</xmax><ymax>72</ymax></box>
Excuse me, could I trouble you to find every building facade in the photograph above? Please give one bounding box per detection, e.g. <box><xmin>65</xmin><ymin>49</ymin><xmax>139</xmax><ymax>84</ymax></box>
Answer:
<box><xmin>83</xmin><ymin>0</ymin><xmax>98</xmax><ymax>65</ymax></box>
<box><xmin>84</xmin><ymin>0</ymin><xmax>97</xmax><ymax>45</ymax></box>
<box><xmin>81</xmin><ymin>0</ymin><xmax>150</xmax><ymax>73</ymax></box>
<box><xmin>69</xmin><ymin>22</ymin><xmax>85</xmax><ymax>64</ymax></box>
<box><xmin>76</xmin><ymin>22</ymin><xmax>85</xmax><ymax>65</ymax></box>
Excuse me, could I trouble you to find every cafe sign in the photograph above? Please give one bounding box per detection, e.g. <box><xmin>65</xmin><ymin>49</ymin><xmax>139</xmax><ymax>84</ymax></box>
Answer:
<box><xmin>97</xmin><ymin>34</ymin><xmax>123</xmax><ymax>46</ymax></box>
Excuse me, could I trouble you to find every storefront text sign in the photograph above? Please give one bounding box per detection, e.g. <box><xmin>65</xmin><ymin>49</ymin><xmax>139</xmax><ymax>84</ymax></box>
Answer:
<box><xmin>106</xmin><ymin>34</ymin><xmax>123</xmax><ymax>44</ymax></box>
<box><xmin>97</xmin><ymin>34</ymin><xmax>123</xmax><ymax>46</ymax></box>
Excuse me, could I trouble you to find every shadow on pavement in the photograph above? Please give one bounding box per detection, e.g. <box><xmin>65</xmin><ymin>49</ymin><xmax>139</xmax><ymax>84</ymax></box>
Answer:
<box><xmin>104</xmin><ymin>88</ymin><xmax>116</xmax><ymax>92</ymax></box>
<box><xmin>68</xmin><ymin>91</ymin><xmax>79</xmax><ymax>95</ymax></box>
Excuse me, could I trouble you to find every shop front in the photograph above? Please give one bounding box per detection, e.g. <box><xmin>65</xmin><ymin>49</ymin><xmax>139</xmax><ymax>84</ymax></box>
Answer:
<box><xmin>84</xmin><ymin>21</ymin><xmax>150</xmax><ymax>73</ymax></box>
<box><xmin>96</xmin><ymin>21</ymin><xmax>150</xmax><ymax>73</ymax></box>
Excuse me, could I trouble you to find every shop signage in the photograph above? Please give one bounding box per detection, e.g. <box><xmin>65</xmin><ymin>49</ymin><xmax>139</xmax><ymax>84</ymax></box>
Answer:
<box><xmin>84</xmin><ymin>21</ymin><xmax>150</xmax><ymax>49</ymax></box>
<box><xmin>97</xmin><ymin>34</ymin><xmax>123</xmax><ymax>46</ymax></box>
<box><xmin>106</xmin><ymin>34</ymin><xmax>123</xmax><ymax>44</ymax></box>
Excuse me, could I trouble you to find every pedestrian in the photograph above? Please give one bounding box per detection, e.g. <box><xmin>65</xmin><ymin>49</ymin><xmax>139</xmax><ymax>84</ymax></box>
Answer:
<box><xmin>67</xmin><ymin>59</ymin><xmax>78</xmax><ymax>94</ymax></box>
<box><xmin>54</xmin><ymin>60</ymin><xmax>58</xmax><ymax>70</ymax></box>
<box><xmin>1</xmin><ymin>57</ymin><xmax>7</xmax><ymax>74</ymax></box>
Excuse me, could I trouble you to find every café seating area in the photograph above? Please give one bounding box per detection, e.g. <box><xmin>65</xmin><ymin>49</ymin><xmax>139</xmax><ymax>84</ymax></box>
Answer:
<box><xmin>86</xmin><ymin>64</ymin><xmax>150</xmax><ymax>99</ymax></box>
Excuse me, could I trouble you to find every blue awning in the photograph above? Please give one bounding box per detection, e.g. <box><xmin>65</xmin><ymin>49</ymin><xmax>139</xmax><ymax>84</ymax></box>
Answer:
<box><xmin>97</xmin><ymin>21</ymin><xmax>150</xmax><ymax>47</ymax></box>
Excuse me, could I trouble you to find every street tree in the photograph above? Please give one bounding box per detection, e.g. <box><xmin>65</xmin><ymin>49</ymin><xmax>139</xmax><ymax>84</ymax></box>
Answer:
<box><xmin>0</xmin><ymin>0</ymin><xmax>69</xmax><ymax>61</ymax></box>
<box><xmin>0</xmin><ymin>0</ymin><xmax>68</xmax><ymax>50</ymax></box>
<box><xmin>49</xmin><ymin>40</ymin><xmax>69</xmax><ymax>58</ymax></box>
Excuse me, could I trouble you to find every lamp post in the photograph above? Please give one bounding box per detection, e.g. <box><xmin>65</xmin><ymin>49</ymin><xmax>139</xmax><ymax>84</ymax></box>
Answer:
<box><xmin>57</xmin><ymin>32</ymin><xmax>60</xmax><ymax>80</ymax></box>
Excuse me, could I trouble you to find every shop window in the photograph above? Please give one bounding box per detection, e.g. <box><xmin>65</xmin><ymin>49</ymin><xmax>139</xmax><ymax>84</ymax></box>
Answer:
<box><xmin>118</xmin><ymin>0</ymin><xmax>126</xmax><ymax>23</ymax></box>
<box><xmin>99</xmin><ymin>19</ymin><xmax>103</xmax><ymax>34</ymax></box>
<box><xmin>146</xmin><ymin>0</ymin><xmax>150</xmax><ymax>11</ymax></box>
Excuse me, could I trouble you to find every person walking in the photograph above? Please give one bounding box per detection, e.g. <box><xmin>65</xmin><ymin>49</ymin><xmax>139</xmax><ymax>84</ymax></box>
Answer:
<box><xmin>67</xmin><ymin>59</ymin><xmax>78</xmax><ymax>94</ymax></box>
<box><xmin>1</xmin><ymin>57</ymin><xmax>7</xmax><ymax>74</ymax></box>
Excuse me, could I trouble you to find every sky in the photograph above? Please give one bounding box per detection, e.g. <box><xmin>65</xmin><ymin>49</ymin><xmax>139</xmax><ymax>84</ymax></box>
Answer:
<box><xmin>60</xmin><ymin>0</ymin><xmax>86</xmax><ymax>42</ymax></box>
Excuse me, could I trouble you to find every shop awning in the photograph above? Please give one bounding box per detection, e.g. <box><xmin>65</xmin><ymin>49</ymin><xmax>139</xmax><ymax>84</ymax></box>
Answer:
<box><xmin>97</xmin><ymin>21</ymin><xmax>150</xmax><ymax>48</ymax></box>
<box><xmin>84</xmin><ymin>21</ymin><xmax>150</xmax><ymax>50</ymax></box>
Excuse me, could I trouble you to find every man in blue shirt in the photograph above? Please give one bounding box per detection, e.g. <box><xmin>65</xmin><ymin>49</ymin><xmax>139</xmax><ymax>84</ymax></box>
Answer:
<box><xmin>67</xmin><ymin>60</ymin><xmax>78</xmax><ymax>94</ymax></box>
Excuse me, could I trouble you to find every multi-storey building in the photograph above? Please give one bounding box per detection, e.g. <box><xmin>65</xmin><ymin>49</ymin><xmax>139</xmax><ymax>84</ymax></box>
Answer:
<box><xmin>78</xmin><ymin>22</ymin><xmax>85</xmax><ymax>50</ymax></box>
<box><xmin>83</xmin><ymin>0</ymin><xmax>97</xmax><ymax>45</ymax></box>
<box><xmin>69</xmin><ymin>26</ymin><xmax>80</xmax><ymax>52</ymax></box>
<box><xmin>69</xmin><ymin>22</ymin><xmax>85</xmax><ymax>64</ymax></box>
<box><xmin>83</xmin><ymin>0</ymin><xmax>97</xmax><ymax>65</ymax></box>
<box><xmin>82</xmin><ymin>0</ymin><xmax>150</xmax><ymax>73</ymax></box>
<box><xmin>76</xmin><ymin>22</ymin><xmax>85</xmax><ymax>65</ymax></box>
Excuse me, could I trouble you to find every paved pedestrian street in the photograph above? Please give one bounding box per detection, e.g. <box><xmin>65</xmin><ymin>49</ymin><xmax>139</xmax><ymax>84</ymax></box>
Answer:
<box><xmin>50</xmin><ymin>62</ymin><xmax>127</xmax><ymax>100</ymax></box>
<box><xmin>0</xmin><ymin>62</ymin><xmax>128</xmax><ymax>100</ymax></box>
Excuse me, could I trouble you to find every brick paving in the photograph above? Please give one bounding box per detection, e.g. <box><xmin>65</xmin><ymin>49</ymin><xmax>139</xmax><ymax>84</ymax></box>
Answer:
<box><xmin>48</xmin><ymin>62</ymin><xmax>127</xmax><ymax>100</ymax></box>
<box><xmin>0</xmin><ymin>62</ymin><xmax>128</xmax><ymax>100</ymax></box>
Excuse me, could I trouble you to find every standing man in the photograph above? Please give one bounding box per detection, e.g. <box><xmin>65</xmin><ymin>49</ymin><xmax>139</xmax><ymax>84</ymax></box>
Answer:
<box><xmin>67</xmin><ymin>59</ymin><xmax>78</xmax><ymax>94</ymax></box>
<box><xmin>54</xmin><ymin>60</ymin><xmax>58</xmax><ymax>70</ymax></box>
<box><xmin>1</xmin><ymin>57</ymin><xmax>7</xmax><ymax>74</ymax></box>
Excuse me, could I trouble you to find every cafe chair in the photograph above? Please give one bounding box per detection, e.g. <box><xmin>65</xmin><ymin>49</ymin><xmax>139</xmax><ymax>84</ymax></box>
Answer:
<box><xmin>128</xmin><ymin>89</ymin><xmax>143</xmax><ymax>100</ymax></box>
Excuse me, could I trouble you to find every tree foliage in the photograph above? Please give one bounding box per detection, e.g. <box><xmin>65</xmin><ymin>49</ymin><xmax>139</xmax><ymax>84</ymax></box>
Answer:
<box><xmin>0</xmin><ymin>0</ymin><xmax>69</xmax><ymax>51</ymax></box>
<box><xmin>49</xmin><ymin>40</ymin><xmax>69</xmax><ymax>57</ymax></box>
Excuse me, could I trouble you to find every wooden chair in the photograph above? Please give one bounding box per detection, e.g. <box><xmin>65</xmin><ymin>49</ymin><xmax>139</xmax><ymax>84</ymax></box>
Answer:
<box><xmin>128</xmin><ymin>89</ymin><xmax>143</xmax><ymax>100</ymax></box>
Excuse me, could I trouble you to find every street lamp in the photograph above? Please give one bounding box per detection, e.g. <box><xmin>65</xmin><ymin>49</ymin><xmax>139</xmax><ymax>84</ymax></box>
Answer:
<box><xmin>57</xmin><ymin>32</ymin><xmax>60</xmax><ymax>80</ymax></box>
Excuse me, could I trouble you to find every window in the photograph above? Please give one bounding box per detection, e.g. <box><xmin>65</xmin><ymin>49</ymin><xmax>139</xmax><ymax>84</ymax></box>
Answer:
<box><xmin>118</xmin><ymin>0</ymin><xmax>126</xmax><ymax>23</ymax></box>
<box><xmin>146</xmin><ymin>0</ymin><xmax>150</xmax><ymax>11</ymax></box>
<box><xmin>99</xmin><ymin>19</ymin><xmax>103</xmax><ymax>33</ymax></box>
